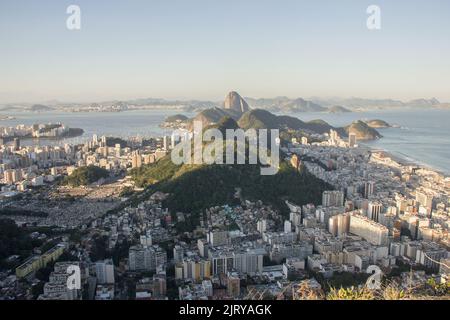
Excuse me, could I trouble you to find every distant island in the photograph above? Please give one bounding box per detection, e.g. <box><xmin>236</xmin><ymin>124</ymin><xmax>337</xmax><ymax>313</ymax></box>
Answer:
<box><xmin>0</xmin><ymin>115</ymin><xmax>16</xmax><ymax>121</ymax></box>
<box><xmin>165</xmin><ymin>114</ymin><xmax>189</xmax><ymax>122</ymax></box>
<box><xmin>1</xmin><ymin>95</ymin><xmax>447</xmax><ymax>114</ymax></box>
<box><xmin>160</xmin><ymin>114</ymin><xmax>189</xmax><ymax>129</ymax></box>
<box><xmin>364</xmin><ymin>119</ymin><xmax>391</xmax><ymax>128</ymax></box>
<box><xmin>29</xmin><ymin>104</ymin><xmax>54</xmax><ymax>112</ymax></box>
<box><xmin>0</xmin><ymin>123</ymin><xmax>84</xmax><ymax>142</ymax></box>
<box><xmin>46</xmin><ymin>127</ymin><xmax>84</xmax><ymax>139</ymax></box>
<box><xmin>327</xmin><ymin>105</ymin><xmax>352</xmax><ymax>113</ymax></box>
<box><xmin>344</xmin><ymin>120</ymin><xmax>382</xmax><ymax>140</ymax></box>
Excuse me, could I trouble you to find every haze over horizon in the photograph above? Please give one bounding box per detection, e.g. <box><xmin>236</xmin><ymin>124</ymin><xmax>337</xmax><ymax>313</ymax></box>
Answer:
<box><xmin>1</xmin><ymin>0</ymin><xmax>450</xmax><ymax>103</ymax></box>
<box><xmin>0</xmin><ymin>93</ymin><xmax>447</xmax><ymax>107</ymax></box>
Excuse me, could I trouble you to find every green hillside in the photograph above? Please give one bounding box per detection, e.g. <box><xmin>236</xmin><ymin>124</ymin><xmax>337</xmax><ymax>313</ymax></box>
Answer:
<box><xmin>344</xmin><ymin>120</ymin><xmax>382</xmax><ymax>140</ymax></box>
<box><xmin>364</xmin><ymin>119</ymin><xmax>390</xmax><ymax>128</ymax></box>
<box><xmin>238</xmin><ymin>109</ymin><xmax>335</xmax><ymax>134</ymax></box>
<box><xmin>164</xmin><ymin>114</ymin><xmax>188</xmax><ymax>123</ymax></box>
<box><xmin>328</xmin><ymin>105</ymin><xmax>352</xmax><ymax>113</ymax></box>
<box><xmin>131</xmin><ymin>117</ymin><xmax>332</xmax><ymax>230</ymax></box>
<box><xmin>132</xmin><ymin>159</ymin><xmax>330</xmax><ymax>227</ymax></box>
<box><xmin>63</xmin><ymin>165</ymin><xmax>110</xmax><ymax>187</ymax></box>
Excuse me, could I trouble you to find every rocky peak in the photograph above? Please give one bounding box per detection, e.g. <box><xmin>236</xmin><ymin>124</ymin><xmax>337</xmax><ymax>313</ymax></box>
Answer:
<box><xmin>223</xmin><ymin>91</ymin><xmax>250</xmax><ymax>113</ymax></box>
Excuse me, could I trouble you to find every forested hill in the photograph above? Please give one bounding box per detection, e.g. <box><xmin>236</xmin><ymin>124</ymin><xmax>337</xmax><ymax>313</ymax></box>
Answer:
<box><xmin>131</xmin><ymin>118</ymin><xmax>332</xmax><ymax>230</ymax></box>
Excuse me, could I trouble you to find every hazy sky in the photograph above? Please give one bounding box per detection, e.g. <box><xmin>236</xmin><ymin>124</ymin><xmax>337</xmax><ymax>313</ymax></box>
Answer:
<box><xmin>1</xmin><ymin>0</ymin><xmax>450</xmax><ymax>103</ymax></box>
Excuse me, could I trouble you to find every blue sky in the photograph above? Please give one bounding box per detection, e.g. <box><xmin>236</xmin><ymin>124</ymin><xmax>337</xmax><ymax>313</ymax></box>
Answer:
<box><xmin>1</xmin><ymin>0</ymin><xmax>449</xmax><ymax>103</ymax></box>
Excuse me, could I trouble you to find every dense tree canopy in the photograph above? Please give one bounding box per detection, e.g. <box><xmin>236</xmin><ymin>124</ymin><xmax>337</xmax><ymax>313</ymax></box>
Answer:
<box><xmin>64</xmin><ymin>165</ymin><xmax>109</xmax><ymax>187</ymax></box>
<box><xmin>0</xmin><ymin>219</ymin><xmax>43</xmax><ymax>269</ymax></box>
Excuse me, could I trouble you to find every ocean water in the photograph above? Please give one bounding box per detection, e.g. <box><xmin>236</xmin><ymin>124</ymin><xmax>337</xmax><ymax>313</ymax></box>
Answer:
<box><xmin>0</xmin><ymin>110</ymin><xmax>195</xmax><ymax>146</ymax></box>
<box><xmin>0</xmin><ymin>108</ymin><xmax>448</xmax><ymax>175</ymax></box>
<box><xmin>288</xmin><ymin>108</ymin><xmax>450</xmax><ymax>175</ymax></box>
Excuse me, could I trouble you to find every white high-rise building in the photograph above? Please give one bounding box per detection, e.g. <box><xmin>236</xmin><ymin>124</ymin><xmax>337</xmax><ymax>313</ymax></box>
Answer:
<box><xmin>348</xmin><ymin>133</ymin><xmax>357</xmax><ymax>148</ymax></box>
<box><xmin>289</xmin><ymin>211</ymin><xmax>302</xmax><ymax>227</ymax></box>
<box><xmin>322</xmin><ymin>190</ymin><xmax>344</xmax><ymax>207</ymax></box>
<box><xmin>364</xmin><ymin>181</ymin><xmax>375</xmax><ymax>198</ymax></box>
<box><xmin>207</xmin><ymin>230</ymin><xmax>229</xmax><ymax>247</ymax></box>
<box><xmin>301</xmin><ymin>137</ymin><xmax>308</xmax><ymax>145</ymax></box>
<box><xmin>128</xmin><ymin>245</ymin><xmax>167</xmax><ymax>271</ymax></box>
<box><xmin>38</xmin><ymin>262</ymin><xmax>82</xmax><ymax>300</ymax></box>
<box><xmin>197</xmin><ymin>239</ymin><xmax>209</xmax><ymax>258</ymax></box>
<box><xmin>202</xmin><ymin>280</ymin><xmax>213</xmax><ymax>297</ymax></box>
<box><xmin>95</xmin><ymin>259</ymin><xmax>115</xmax><ymax>284</ymax></box>
<box><xmin>284</xmin><ymin>220</ymin><xmax>292</xmax><ymax>233</ymax></box>
<box><xmin>349</xmin><ymin>213</ymin><xmax>389</xmax><ymax>246</ymax></box>
<box><xmin>140</xmin><ymin>234</ymin><xmax>152</xmax><ymax>246</ymax></box>
<box><xmin>416</xmin><ymin>190</ymin><xmax>434</xmax><ymax>216</ymax></box>
<box><xmin>233</xmin><ymin>250</ymin><xmax>264</xmax><ymax>276</ymax></box>
<box><xmin>257</xmin><ymin>220</ymin><xmax>267</xmax><ymax>233</ymax></box>
<box><xmin>328</xmin><ymin>213</ymin><xmax>351</xmax><ymax>237</ymax></box>
<box><xmin>173</xmin><ymin>245</ymin><xmax>184</xmax><ymax>263</ymax></box>
<box><xmin>163</xmin><ymin>136</ymin><xmax>170</xmax><ymax>151</ymax></box>
<box><xmin>368</xmin><ymin>201</ymin><xmax>383</xmax><ymax>222</ymax></box>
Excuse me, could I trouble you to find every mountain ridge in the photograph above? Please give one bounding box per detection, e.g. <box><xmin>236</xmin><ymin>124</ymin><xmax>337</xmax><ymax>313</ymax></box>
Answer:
<box><xmin>186</xmin><ymin>92</ymin><xmax>382</xmax><ymax>140</ymax></box>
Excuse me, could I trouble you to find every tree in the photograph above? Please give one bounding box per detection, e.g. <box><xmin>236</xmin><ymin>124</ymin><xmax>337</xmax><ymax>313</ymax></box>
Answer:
<box><xmin>64</xmin><ymin>165</ymin><xmax>109</xmax><ymax>187</ymax></box>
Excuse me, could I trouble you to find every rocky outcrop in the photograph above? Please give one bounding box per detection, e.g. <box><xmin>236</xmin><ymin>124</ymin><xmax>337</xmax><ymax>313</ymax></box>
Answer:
<box><xmin>224</xmin><ymin>91</ymin><xmax>250</xmax><ymax>113</ymax></box>
<box><xmin>344</xmin><ymin>120</ymin><xmax>382</xmax><ymax>140</ymax></box>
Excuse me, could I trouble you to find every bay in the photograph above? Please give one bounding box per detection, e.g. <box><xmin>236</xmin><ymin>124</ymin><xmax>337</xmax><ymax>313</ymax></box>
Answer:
<box><xmin>287</xmin><ymin>108</ymin><xmax>450</xmax><ymax>175</ymax></box>
<box><xmin>0</xmin><ymin>108</ymin><xmax>448</xmax><ymax>175</ymax></box>
<box><xmin>0</xmin><ymin>109</ymin><xmax>195</xmax><ymax>146</ymax></box>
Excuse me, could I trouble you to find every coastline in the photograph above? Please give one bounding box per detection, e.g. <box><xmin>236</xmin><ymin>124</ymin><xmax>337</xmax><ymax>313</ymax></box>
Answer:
<box><xmin>1</xmin><ymin>128</ymin><xmax>84</xmax><ymax>143</ymax></box>
<box><xmin>359</xmin><ymin>143</ymin><xmax>448</xmax><ymax>178</ymax></box>
<box><xmin>0</xmin><ymin>108</ymin><xmax>447</xmax><ymax>177</ymax></box>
